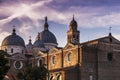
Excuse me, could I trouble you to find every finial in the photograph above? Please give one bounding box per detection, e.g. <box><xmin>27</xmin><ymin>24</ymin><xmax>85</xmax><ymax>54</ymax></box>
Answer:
<box><xmin>45</xmin><ymin>16</ymin><xmax>47</xmax><ymax>22</ymax></box>
<box><xmin>109</xmin><ymin>26</ymin><xmax>112</xmax><ymax>36</ymax></box>
<box><xmin>29</xmin><ymin>36</ymin><xmax>31</xmax><ymax>42</ymax></box>
<box><xmin>73</xmin><ymin>14</ymin><xmax>75</xmax><ymax>21</ymax></box>
<box><xmin>44</xmin><ymin>16</ymin><xmax>48</xmax><ymax>30</ymax></box>
<box><xmin>28</xmin><ymin>36</ymin><xmax>32</xmax><ymax>44</ymax></box>
<box><xmin>12</xmin><ymin>25</ymin><xmax>16</xmax><ymax>35</ymax></box>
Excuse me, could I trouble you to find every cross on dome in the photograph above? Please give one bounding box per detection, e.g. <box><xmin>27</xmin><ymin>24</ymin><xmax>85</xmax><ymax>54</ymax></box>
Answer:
<box><xmin>12</xmin><ymin>25</ymin><xmax>16</xmax><ymax>35</ymax></box>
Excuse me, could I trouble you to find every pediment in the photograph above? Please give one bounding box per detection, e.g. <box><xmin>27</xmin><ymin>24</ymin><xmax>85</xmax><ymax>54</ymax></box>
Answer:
<box><xmin>49</xmin><ymin>47</ymin><xmax>60</xmax><ymax>54</ymax></box>
<box><xmin>100</xmin><ymin>35</ymin><xmax>120</xmax><ymax>44</ymax></box>
<box><xmin>11</xmin><ymin>53</ymin><xmax>26</xmax><ymax>60</ymax></box>
<box><xmin>37</xmin><ymin>51</ymin><xmax>46</xmax><ymax>56</ymax></box>
<box><xmin>64</xmin><ymin>43</ymin><xmax>75</xmax><ymax>50</ymax></box>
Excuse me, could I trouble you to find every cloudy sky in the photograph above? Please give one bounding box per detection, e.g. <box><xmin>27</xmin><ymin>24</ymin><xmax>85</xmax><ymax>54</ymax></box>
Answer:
<box><xmin>0</xmin><ymin>0</ymin><xmax>120</xmax><ymax>47</ymax></box>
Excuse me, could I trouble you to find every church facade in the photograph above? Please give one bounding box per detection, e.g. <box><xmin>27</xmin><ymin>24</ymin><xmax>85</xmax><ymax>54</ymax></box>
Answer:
<box><xmin>1</xmin><ymin>16</ymin><xmax>120</xmax><ymax>80</ymax></box>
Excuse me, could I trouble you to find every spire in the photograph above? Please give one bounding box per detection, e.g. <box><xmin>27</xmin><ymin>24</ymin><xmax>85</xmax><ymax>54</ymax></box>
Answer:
<box><xmin>109</xmin><ymin>26</ymin><xmax>112</xmax><ymax>36</ymax></box>
<box><xmin>72</xmin><ymin>14</ymin><xmax>75</xmax><ymax>21</ymax></box>
<box><xmin>69</xmin><ymin>15</ymin><xmax>77</xmax><ymax>31</ymax></box>
<box><xmin>12</xmin><ymin>26</ymin><xmax>16</xmax><ymax>35</ymax></box>
<box><xmin>67</xmin><ymin>16</ymin><xmax>80</xmax><ymax>44</ymax></box>
<box><xmin>45</xmin><ymin>16</ymin><xmax>47</xmax><ymax>23</ymax></box>
<box><xmin>44</xmin><ymin>16</ymin><xmax>48</xmax><ymax>30</ymax></box>
<box><xmin>108</xmin><ymin>27</ymin><xmax>113</xmax><ymax>43</ymax></box>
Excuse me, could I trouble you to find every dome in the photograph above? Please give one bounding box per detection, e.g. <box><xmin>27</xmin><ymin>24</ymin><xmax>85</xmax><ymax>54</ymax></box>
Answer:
<box><xmin>40</xmin><ymin>30</ymin><xmax>57</xmax><ymax>44</ymax></box>
<box><xmin>2</xmin><ymin>29</ymin><xmax>25</xmax><ymax>47</ymax></box>
<box><xmin>33</xmin><ymin>40</ymin><xmax>45</xmax><ymax>48</ymax></box>
<box><xmin>35</xmin><ymin>17</ymin><xmax>57</xmax><ymax>45</ymax></box>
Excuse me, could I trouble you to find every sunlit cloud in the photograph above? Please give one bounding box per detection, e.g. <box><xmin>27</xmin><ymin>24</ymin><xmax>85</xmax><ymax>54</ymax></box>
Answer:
<box><xmin>0</xmin><ymin>0</ymin><xmax>53</xmax><ymax>26</ymax></box>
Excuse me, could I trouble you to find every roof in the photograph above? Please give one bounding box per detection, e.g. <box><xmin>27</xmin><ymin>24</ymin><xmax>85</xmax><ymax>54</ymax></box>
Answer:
<box><xmin>81</xmin><ymin>34</ymin><xmax>120</xmax><ymax>45</ymax></box>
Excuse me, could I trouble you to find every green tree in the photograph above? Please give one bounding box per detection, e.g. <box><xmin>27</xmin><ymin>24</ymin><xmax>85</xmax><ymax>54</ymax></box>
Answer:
<box><xmin>0</xmin><ymin>50</ymin><xmax>10</xmax><ymax>80</ymax></box>
<box><xmin>17</xmin><ymin>64</ymin><xmax>48</xmax><ymax>80</ymax></box>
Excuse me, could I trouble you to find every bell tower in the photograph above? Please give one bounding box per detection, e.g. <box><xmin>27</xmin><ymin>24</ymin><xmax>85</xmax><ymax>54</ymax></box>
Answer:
<box><xmin>67</xmin><ymin>16</ymin><xmax>80</xmax><ymax>44</ymax></box>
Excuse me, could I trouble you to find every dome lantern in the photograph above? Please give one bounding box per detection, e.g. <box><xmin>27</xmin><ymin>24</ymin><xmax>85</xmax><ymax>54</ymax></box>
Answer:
<box><xmin>12</xmin><ymin>26</ymin><xmax>16</xmax><ymax>35</ymax></box>
<box><xmin>44</xmin><ymin>16</ymin><xmax>49</xmax><ymax>31</ymax></box>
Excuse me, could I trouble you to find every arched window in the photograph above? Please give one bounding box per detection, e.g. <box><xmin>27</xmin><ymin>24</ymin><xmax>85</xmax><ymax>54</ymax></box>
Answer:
<box><xmin>57</xmin><ymin>75</ymin><xmax>62</xmax><ymax>80</ymax></box>
<box><xmin>11</xmin><ymin>48</ymin><xmax>13</xmax><ymax>53</ymax></box>
<box><xmin>38</xmin><ymin>59</ymin><xmax>43</xmax><ymax>67</ymax></box>
<box><xmin>51</xmin><ymin>56</ymin><xmax>55</xmax><ymax>64</ymax></box>
<box><xmin>67</xmin><ymin>52</ymin><xmax>73</xmax><ymax>62</ymax></box>
<box><xmin>22</xmin><ymin>50</ymin><xmax>24</xmax><ymax>54</ymax></box>
<box><xmin>5</xmin><ymin>48</ymin><xmax>7</xmax><ymax>52</ymax></box>
<box><xmin>49</xmin><ymin>76</ymin><xmax>53</xmax><ymax>80</ymax></box>
<box><xmin>109</xmin><ymin>37</ymin><xmax>112</xmax><ymax>43</ymax></box>
<box><xmin>107</xmin><ymin>52</ymin><xmax>113</xmax><ymax>61</ymax></box>
<box><xmin>77</xmin><ymin>35</ymin><xmax>79</xmax><ymax>40</ymax></box>
<box><xmin>73</xmin><ymin>34</ymin><xmax>75</xmax><ymax>38</ymax></box>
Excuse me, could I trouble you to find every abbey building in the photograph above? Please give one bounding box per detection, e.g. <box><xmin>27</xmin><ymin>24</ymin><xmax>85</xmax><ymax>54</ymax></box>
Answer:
<box><xmin>1</xmin><ymin>16</ymin><xmax>120</xmax><ymax>80</ymax></box>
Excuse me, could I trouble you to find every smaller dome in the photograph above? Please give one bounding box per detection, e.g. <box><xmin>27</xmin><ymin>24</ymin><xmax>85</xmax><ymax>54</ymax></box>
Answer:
<box><xmin>26</xmin><ymin>36</ymin><xmax>32</xmax><ymax>47</ymax></box>
<box><xmin>26</xmin><ymin>37</ymin><xmax>33</xmax><ymax>53</ymax></box>
<box><xmin>33</xmin><ymin>40</ymin><xmax>45</xmax><ymax>48</ymax></box>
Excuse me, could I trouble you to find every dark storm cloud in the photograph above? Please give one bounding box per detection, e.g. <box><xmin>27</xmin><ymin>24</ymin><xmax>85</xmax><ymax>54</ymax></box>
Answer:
<box><xmin>47</xmin><ymin>0</ymin><xmax>120</xmax><ymax>11</ymax></box>
<box><xmin>1</xmin><ymin>0</ymin><xmax>120</xmax><ymax>8</ymax></box>
<box><xmin>52</xmin><ymin>0</ymin><xmax>120</xmax><ymax>6</ymax></box>
<box><xmin>0</xmin><ymin>15</ymin><xmax>9</xmax><ymax>19</ymax></box>
<box><xmin>0</xmin><ymin>0</ymin><xmax>20</xmax><ymax>6</ymax></box>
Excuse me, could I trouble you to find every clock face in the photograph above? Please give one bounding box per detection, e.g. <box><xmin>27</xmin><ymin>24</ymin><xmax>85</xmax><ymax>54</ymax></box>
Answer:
<box><xmin>14</xmin><ymin>61</ymin><xmax>23</xmax><ymax>69</ymax></box>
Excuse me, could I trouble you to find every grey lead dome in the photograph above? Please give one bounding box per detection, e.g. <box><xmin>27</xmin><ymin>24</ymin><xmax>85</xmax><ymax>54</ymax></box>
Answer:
<box><xmin>35</xmin><ymin>17</ymin><xmax>57</xmax><ymax>45</ymax></box>
<box><xmin>2</xmin><ymin>29</ymin><xmax>25</xmax><ymax>47</ymax></box>
<box><xmin>40</xmin><ymin>30</ymin><xmax>57</xmax><ymax>44</ymax></box>
<box><xmin>33</xmin><ymin>40</ymin><xmax>45</xmax><ymax>48</ymax></box>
